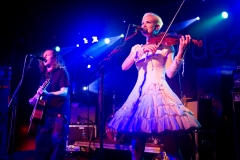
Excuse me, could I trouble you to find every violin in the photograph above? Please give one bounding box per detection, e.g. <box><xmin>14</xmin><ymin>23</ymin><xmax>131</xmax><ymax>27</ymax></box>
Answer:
<box><xmin>134</xmin><ymin>32</ymin><xmax>203</xmax><ymax>64</ymax></box>
<box><xmin>147</xmin><ymin>32</ymin><xmax>203</xmax><ymax>47</ymax></box>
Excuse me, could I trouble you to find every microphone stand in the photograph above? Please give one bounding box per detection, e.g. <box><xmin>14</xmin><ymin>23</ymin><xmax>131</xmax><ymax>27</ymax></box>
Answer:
<box><xmin>84</xmin><ymin>54</ymin><xmax>93</xmax><ymax>139</ymax></box>
<box><xmin>88</xmin><ymin>24</ymin><xmax>139</xmax><ymax>160</ymax></box>
<box><xmin>7</xmin><ymin>55</ymin><xmax>33</xmax><ymax>157</ymax></box>
<box><xmin>89</xmin><ymin>61</ymin><xmax>106</xmax><ymax>160</ymax></box>
<box><xmin>83</xmin><ymin>54</ymin><xmax>95</xmax><ymax>157</ymax></box>
<box><xmin>89</xmin><ymin>46</ymin><xmax>125</xmax><ymax>160</ymax></box>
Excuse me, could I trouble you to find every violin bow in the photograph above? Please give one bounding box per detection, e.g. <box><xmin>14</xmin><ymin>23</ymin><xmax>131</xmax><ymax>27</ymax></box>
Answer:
<box><xmin>157</xmin><ymin>0</ymin><xmax>186</xmax><ymax>48</ymax></box>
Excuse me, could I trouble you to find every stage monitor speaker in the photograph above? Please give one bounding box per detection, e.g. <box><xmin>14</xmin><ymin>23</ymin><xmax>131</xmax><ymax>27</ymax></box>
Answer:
<box><xmin>70</xmin><ymin>102</ymin><xmax>96</xmax><ymax>124</ymax></box>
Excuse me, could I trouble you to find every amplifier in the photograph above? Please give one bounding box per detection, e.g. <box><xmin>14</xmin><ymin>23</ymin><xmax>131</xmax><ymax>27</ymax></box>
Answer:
<box><xmin>185</xmin><ymin>98</ymin><xmax>213</xmax><ymax>130</ymax></box>
<box><xmin>0</xmin><ymin>67</ymin><xmax>11</xmax><ymax>158</ymax></box>
<box><xmin>67</xmin><ymin>124</ymin><xmax>97</xmax><ymax>146</ymax></box>
<box><xmin>0</xmin><ymin>66</ymin><xmax>11</xmax><ymax>80</ymax></box>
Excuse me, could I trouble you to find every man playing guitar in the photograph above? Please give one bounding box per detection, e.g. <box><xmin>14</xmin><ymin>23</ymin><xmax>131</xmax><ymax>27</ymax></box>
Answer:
<box><xmin>28</xmin><ymin>49</ymin><xmax>70</xmax><ymax>160</ymax></box>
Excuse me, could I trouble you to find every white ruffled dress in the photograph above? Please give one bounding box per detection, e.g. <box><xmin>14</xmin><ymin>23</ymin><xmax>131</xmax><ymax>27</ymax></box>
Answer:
<box><xmin>108</xmin><ymin>44</ymin><xmax>201</xmax><ymax>135</ymax></box>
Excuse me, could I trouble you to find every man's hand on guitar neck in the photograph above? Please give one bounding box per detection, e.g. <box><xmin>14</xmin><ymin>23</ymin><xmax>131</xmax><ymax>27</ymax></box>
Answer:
<box><xmin>29</xmin><ymin>86</ymin><xmax>49</xmax><ymax>105</ymax></box>
<box><xmin>37</xmin><ymin>86</ymin><xmax>49</xmax><ymax>96</ymax></box>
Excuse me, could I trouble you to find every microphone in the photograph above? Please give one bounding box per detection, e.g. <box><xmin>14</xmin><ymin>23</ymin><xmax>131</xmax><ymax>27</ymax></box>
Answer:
<box><xmin>131</xmin><ymin>24</ymin><xmax>148</xmax><ymax>33</ymax></box>
<box><xmin>139</xmin><ymin>27</ymin><xmax>148</xmax><ymax>33</ymax></box>
<box><xmin>131</xmin><ymin>24</ymin><xmax>140</xmax><ymax>28</ymax></box>
<box><xmin>29</xmin><ymin>54</ymin><xmax>47</xmax><ymax>62</ymax></box>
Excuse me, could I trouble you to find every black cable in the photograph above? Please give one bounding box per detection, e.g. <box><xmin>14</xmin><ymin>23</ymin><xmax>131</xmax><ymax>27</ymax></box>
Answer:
<box><xmin>178</xmin><ymin>71</ymin><xmax>183</xmax><ymax>100</ymax></box>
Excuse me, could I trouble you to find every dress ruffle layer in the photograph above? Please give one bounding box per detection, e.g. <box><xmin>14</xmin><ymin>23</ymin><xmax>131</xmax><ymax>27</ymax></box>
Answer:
<box><xmin>108</xmin><ymin>83</ymin><xmax>200</xmax><ymax>134</ymax></box>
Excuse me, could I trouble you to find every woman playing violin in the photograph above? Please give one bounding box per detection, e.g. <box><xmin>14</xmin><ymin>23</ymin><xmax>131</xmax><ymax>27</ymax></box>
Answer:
<box><xmin>108</xmin><ymin>12</ymin><xmax>201</xmax><ymax>160</ymax></box>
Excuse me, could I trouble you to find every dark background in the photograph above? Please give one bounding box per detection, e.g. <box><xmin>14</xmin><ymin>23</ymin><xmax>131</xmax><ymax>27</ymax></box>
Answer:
<box><xmin>0</xmin><ymin>0</ymin><xmax>240</xmax><ymax>159</ymax></box>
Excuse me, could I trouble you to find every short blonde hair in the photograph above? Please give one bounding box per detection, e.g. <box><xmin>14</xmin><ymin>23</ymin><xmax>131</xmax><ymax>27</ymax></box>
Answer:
<box><xmin>143</xmin><ymin>12</ymin><xmax>163</xmax><ymax>28</ymax></box>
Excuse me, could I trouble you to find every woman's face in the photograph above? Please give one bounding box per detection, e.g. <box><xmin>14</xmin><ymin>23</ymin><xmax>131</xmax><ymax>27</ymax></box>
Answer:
<box><xmin>42</xmin><ymin>50</ymin><xmax>56</xmax><ymax>67</ymax></box>
<box><xmin>141</xmin><ymin>15</ymin><xmax>159</xmax><ymax>38</ymax></box>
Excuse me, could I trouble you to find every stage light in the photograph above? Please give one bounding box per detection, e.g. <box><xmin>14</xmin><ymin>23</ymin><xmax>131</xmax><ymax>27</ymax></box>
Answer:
<box><xmin>196</xmin><ymin>17</ymin><xmax>200</xmax><ymax>20</ymax></box>
<box><xmin>120</xmin><ymin>34</ymin><xmax>124</xmax><ymax>38</ymax></box>
<box><xmin>221</xmin><ymin>11</ymin><xmax>228</xmax><ymax>19</ymax></box>
<box><xmin>92</xmin><ymin>36</ymin><xmax>98</xmax><ymax>43</ymax></box>
<box><xmin>76</xmin><ymin>44</ymin><xmax>80</xmax><ymax>47</ymax></box>
<box><xmin>104</xmin><ymin>38</ymin><xmax>110</xmax><ymax>44</ymax></box>
<box><xmin>55</xmin><ymin>46</ymin><xmax>60</xmax><ymax>52</ymax></box>
<box><xmin>83</xmin><ymin>38</ymin><xmax>88</xmax><ymax>44</ymax></box>
<box><xmin>83</xmin><ymin>86</ymin><xmax>88</xmax><ymax>91</ymax></box>
<box><xmin>92</xmin><ymin>37</ymin><xmax>98</xmax><ymax>43</ymax></box>
<box><xmin>87</xmin><ymin>64</ymin><xmax>91</xmax><ymax>68</ymax></box>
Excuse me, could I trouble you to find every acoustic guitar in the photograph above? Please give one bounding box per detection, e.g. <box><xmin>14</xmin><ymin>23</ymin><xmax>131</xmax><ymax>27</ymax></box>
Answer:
<box><xmin>28</xmin><ymin>75</ymin><xmax>51</xmax><ymax>136</ymax></box>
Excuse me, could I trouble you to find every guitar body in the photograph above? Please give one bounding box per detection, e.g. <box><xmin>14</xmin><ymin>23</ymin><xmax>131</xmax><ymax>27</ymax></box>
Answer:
<box><xmin>28</xmin><ymin>76</ymin><xmax>51</xmax><ymax>136</ymax></box>
<box><xmin>28</xmin><ymin>98</ymin><xmax>46</xmax><ymax>136</ymax></box>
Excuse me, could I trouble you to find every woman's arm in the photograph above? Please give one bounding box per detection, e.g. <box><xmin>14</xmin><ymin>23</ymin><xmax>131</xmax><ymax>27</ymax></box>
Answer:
<box><xmin>165</xmin><ymin>35</ymin><xmax>191</xmax><ymax>78</ymax></box>
<box><xmin>122</xmin><ymin>44</ymin><xmax>142</xmax><ymax>70</ymax></box>
<box><xmin>45</xmin><ymin>87</ymin><xmax>68</xmax><ymax>97</ymax></box>
<box><xmin>165</xmin><ymin>52</ymin><xmax>184</xmax><ymax>78</ymax></box>
<box><xmin>122</xmin><ymin>51</ymin><xmax>136</xmax><ymax>70</ymax></box>
<box><xmin>122</xmin><ymin>44</ymin><xmax>158</xmax><ymax>70</ymax></box>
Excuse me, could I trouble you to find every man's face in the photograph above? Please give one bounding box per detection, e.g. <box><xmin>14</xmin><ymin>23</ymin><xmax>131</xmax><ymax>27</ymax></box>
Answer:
<box><xmin>43</xmin><ymin>50</ymin><xmax>55</xmax><ymax>66</ymax></box>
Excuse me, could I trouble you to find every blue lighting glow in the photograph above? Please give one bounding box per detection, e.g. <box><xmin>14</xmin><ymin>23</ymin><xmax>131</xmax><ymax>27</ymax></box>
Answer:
<box><xmin>55</xmin><ymin>46</ymin><xmax>60</xmax><ymax>52</ymax></box>
<box><xmin>221</xmin><ymin>11</ymin><xmax>228</xmax><ymax>19</ymax></box>
<box><xmin>104</xmin><ymin>38</ymin><xmax>110</xmax><ymax>44</ymax></box>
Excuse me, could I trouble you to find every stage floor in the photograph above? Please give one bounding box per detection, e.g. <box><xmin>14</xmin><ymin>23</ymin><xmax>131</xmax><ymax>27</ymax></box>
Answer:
<box><xmin>66</xmin><ymin>138</ymin><xmax>161</xmax><ymax>154</ymax></box>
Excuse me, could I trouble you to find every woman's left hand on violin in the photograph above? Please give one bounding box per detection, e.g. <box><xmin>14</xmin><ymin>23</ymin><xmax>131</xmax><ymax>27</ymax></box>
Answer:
<box><xmin>179</xmin><ymin>34</ymin><xmax>191</xmax><ymax>52</ymax></box>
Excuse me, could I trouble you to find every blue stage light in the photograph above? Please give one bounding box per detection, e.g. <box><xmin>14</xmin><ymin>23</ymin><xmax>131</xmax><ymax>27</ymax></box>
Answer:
<box><xmin>104</xmin><ymin>38</ymin><xmax>110</xmax><ymax>44</ymax></box>
<box><xmin>221</xmin><ymin>11</ymin><xmax>228</xmax><ymax>19</ymax></box>
<box><xmin>55</xmin><ymin>46</ymin><xmax>60</xmax><ymax>52</ymax></box>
